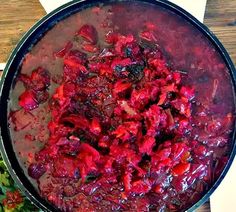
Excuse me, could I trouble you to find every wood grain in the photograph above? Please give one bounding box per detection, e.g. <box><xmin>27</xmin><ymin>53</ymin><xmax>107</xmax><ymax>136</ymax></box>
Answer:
<box><xmin>0</xmin><ymin>1</ymin><xmax>235</xmax><ymax>212</ymax></box>
<box><xmin>0</xmin><ymin>0</ymin><xmax>45</xmax><ymax>62</ymax></box>
<box><xmin>204</xmin><ymin>0</ymin><xmax>236</xmax><ymax>65</ymax></box>
<box><xmin>196</xmin><ymin>201</ymin><xmax>211</xmax><ymax>212</ymax></box>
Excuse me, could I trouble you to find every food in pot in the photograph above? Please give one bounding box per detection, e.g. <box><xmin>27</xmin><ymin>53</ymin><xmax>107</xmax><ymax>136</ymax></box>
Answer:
<box><xmin>9</xmin><ymin>2</ymin><xmax>235</xmax><ymax>211</ymax></box>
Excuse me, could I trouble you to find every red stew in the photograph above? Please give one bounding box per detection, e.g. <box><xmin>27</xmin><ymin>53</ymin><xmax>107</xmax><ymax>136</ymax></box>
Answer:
<box><xmin>9</xmin><ymin>2</ymin><xmax>235</xmax><ymax>212</ymax></box>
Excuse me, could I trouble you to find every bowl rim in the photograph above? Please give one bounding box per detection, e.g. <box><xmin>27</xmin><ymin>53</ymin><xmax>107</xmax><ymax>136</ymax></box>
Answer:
<box><xmin>0</xmin><ymin>0</ymin><xmax>235</xmax><ymax>211</ymax></box>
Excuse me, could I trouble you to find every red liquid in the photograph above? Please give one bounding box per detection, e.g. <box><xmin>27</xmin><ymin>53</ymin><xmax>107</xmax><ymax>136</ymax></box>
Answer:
<box><xmin>9</xmin><ymin>2</ymin><xmax>235</xmax><ymax>211</ymax></box>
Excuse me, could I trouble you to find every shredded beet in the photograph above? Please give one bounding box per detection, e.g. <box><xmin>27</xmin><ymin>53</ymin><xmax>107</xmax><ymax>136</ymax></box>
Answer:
<box><xmin>18</xmin><ymin>67</ymin><xmax>50</xmax><ymax>111</ymax></box>
<box><xmin>17</xmin><ymin>27</ymin><xmax>199</xmax><ymax>210</ymax></box>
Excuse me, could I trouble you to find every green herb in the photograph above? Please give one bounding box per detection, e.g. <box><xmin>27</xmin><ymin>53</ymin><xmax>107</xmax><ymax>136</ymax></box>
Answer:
<box><xmin>0</xmin><ymin>154</ymin><xmax>39</xmax><ymax>211</ymax></box>
<box><xmin>85</xmin><ymin>173</ymin><xmax>99</xmax><ymax>184</ymax></box>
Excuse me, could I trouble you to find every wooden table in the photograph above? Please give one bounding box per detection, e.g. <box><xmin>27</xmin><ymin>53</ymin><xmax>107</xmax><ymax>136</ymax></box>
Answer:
<box><xmin>0</xmin><ymin>0</ymin><xmax>235</xmax><ymax>211</ymax></box>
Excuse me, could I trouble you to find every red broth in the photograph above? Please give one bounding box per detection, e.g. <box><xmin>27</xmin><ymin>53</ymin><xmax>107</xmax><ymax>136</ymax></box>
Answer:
<box><xmin>9</xmin><ymin>2</ymin><xmax>235</xmax><ymax>211</ymax></box>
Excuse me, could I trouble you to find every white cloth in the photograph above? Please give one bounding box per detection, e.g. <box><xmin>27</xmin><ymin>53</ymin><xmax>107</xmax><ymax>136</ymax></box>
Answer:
<box><xmin>210</xmin><ymin>158</ymin><xmax>236</xmax><ymax>212</ymax></box>
<box><xmin>169</xmin><ymin>0</ymin><xmax>207</xmax><ymax>22</ymax></box>
<box><xmin>0</xmin><ymin>63</ymin><xmax>6</xmax><ymax>70</ymax></box>
<box><xmin>39</xmin><ymin>0</ymin><xmax>71</xmax><ymax>14</ymax></box>
<box><xmin>39</xmin><ymin>0</ymin><xmax>207</xmax><ymax>22</ymax></box>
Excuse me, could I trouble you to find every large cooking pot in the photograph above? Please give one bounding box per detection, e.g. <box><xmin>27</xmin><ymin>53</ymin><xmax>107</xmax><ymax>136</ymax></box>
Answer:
<box><xmin>0</xmin><ymin>0</ymin><xmax>235</xmax><ymax>211</ymax></box>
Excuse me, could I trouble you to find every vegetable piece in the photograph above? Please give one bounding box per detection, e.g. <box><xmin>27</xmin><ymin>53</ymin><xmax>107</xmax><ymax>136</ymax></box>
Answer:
<box><xmin>54</xmin><ymin>41</ymin><xmax>73</xmax><ymax>58</ymax></box>
<box><xmin>171</xmin><ymin>163</ymin><xmax>191</xmax><ymax>176</ymax></box>
<box><xmin>28</xmin><ymin>163</ymin><xmax>47</xmax><ymax>179</ymax></box>
<box><xmin>19</xmin><ymin>90</ymin><xmax>38</xmax><ymax>111</ymax></box>
<box><xmin>76</xmin><ymin>24</ymin><xmax>98</xmax><ymax>44</ymax></box>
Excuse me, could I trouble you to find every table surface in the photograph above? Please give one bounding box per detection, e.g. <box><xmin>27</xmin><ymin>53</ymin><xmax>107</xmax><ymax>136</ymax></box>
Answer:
<box><xmin>0</xmin><ymin>0</ymin><xmax>236</xmax><ymax>211</ymax></box>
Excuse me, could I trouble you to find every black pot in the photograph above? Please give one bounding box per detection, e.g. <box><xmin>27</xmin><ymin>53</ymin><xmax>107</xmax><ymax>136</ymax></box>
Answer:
<box><xmin>0</xmin><ymin>0</ymin><xmax>235</xmax><ymax>211</ymax></box>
